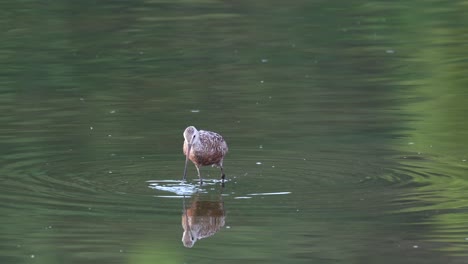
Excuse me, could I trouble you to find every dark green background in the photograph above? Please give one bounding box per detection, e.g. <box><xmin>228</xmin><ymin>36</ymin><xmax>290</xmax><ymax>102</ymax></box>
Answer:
<box><xmin>1</xmin><ymin>0</ymin><xmax>468</xmax><ymax>263</ymax></box>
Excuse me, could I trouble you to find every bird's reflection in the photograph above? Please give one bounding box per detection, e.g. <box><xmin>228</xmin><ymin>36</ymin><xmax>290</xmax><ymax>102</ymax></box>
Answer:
<box><xmin>182</xmin><ymin>192</ymin><xmax>225</xmax><ymax>248</ymax></box>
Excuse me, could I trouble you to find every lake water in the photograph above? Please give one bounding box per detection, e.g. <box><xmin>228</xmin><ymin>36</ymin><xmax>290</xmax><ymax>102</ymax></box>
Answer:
<box><xmin>1</xmin><ymin>1</ymin><xmax>468</xmax><ymax>263</ymax></box>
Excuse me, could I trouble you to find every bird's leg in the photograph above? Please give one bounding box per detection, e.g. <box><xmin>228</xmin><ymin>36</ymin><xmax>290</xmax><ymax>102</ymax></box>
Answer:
<box><xmin>220</xmin><ymin>167</ymin><xmax>225</xmax><ymax>188</ymax></box>
<box><xmin>195</xmin><ymin>165</ymin><xmax>203</xmax><ymax>185</ymax></box>
<box><xmin>220</xmin><ymin>166</ymin><xmax>225</xmax><ymax>181</ymax></box>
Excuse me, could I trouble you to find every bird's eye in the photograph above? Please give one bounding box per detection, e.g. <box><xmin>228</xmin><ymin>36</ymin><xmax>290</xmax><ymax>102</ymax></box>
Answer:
<box><xmin>192</xmin><ymin>135</ymin><xmax>196</xmax><ymax>138</ymax></box>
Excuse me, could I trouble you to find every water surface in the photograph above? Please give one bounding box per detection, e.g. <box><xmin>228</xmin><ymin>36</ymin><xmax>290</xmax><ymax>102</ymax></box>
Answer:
<box><xmin>1</xmin><ymin>1</ymin><xmax>468</xmax><ymax>263</ymax></box>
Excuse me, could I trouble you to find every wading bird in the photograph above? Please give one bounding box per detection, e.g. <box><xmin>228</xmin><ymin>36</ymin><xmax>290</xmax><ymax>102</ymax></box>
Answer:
<box><xmin>183</xmin><ymin>126</ymin><xmax>228</xmax><ymax>184</ymax></box>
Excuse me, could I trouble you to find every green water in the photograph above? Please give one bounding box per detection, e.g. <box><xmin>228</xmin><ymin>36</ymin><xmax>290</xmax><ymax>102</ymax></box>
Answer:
<box><xmin>1</xmin><ymin>1</ymin><xmax>468</xmax><ymax>263</ymax></box>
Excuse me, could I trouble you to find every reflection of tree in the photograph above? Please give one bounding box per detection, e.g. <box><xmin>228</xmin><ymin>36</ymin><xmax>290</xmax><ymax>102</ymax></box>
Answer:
<box><xmin>182</xmin><ymin>193</ymin><xmax>225</xmax><ymax>248</ymax></box>
<box><xmin>384</xmin><ymin>1</ymin><xmax>468</xmax><ymax>256</ymax></box>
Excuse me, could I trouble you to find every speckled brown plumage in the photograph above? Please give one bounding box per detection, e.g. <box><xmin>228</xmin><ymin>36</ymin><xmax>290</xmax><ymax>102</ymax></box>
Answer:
<box><xmin>183</xmin><ymin>126</ymin><xmax>228</xmax><ymax>183</ymax></box>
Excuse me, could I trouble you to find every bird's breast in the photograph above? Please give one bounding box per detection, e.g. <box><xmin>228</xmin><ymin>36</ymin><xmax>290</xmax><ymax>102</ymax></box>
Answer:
<box><xmin>189</xmin><ymin>146</ymin><xmax>224</xmax><ymax>166</ymax></box>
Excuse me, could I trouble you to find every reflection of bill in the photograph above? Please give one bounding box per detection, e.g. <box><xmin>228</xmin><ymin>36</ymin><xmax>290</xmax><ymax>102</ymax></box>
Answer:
<box><xmin>182</xmin><ymin>194</ymin><xmax>225</xmax><ymax>248</ymax></box>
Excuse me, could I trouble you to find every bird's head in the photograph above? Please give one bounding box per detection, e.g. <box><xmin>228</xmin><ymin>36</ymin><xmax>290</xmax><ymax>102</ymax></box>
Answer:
<box><xmin>183</xmin><ymin>126</ymin><xmax>199</xmax><ymax>146</ymax></box>
<box><xmin>182</xmin><ymin>230</ymin><xmax>197</xmax><ymax>248</ymax></box>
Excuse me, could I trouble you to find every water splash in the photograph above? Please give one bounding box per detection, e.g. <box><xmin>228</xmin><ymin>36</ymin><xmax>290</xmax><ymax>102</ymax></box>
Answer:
<box><xmin>147</xmin><ymin>179</ymin><xmax>223</xmax><ymax>196</ymax></box>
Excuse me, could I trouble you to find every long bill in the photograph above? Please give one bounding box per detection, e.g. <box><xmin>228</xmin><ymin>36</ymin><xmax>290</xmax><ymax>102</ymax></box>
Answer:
<box><xmin>183</xmin><ymin>144</ymin><xmax>191</xmax><ymax>181</ymax></box>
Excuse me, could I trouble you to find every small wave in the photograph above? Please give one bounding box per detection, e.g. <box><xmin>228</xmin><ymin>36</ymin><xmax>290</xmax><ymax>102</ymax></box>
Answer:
<box><xmin>248</xmin><ymin>192</ymin><xmax>291</xmax><ymax>196</ymax></box>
